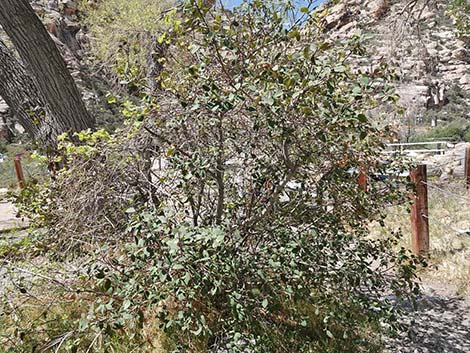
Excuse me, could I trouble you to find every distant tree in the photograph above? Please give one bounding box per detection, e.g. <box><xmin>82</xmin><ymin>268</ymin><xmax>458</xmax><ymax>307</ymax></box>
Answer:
<box><xmin>448</xmin><ymin>0</ymin><xmax>470</xmax><ymax>36</ymax></box>
<box><xmin>82</xmin><ymin>0</ymin><xmax>216</xmax><ymax>95</ymax></box>
<box><xmin>0</xmin><ymin>0</ymin><xmax>94</xmax><ymax>151</ymax></box>
<box><xmin>81</xmin><ymin>0</ymin><xmax>175</xmax><ymax>95</ymax></box>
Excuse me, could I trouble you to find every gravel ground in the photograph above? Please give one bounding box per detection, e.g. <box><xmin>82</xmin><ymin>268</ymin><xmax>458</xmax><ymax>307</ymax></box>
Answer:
<box><xmin>385</xmin><ymin>283</ymin><xmax>470</xmax><ymax>353</ymax></box>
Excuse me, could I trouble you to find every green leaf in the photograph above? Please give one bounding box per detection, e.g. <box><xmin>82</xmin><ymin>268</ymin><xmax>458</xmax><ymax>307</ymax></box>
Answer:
<box><xmin>166</xmin><ymin>147</ymin><xmax>175</xmax><ymax>157</ymax></box>
<box><xmin>157</xmin><ymin>32</ymin><xmax>167</xmax><ymax>44</ymax></box>
<box><xmin>123</xmin><ymin>299</ymin><xmax>131</xmax><ymax>311</ymax></box>
<box><xmin>357</xmin><ymin>114</ymin><xmax>368</xmax><ymax>122</ymax></box>
<box><xmin>78</xmin><ymin>316</ymin><xmax>88</xmax><ymax>331</ymax></box>
<box><xmin>334</xmin><ymin>65</ymin><xmax>346</xmax><ymax>73</ymax></box>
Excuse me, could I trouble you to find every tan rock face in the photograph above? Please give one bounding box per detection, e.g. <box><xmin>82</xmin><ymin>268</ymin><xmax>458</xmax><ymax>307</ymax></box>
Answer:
<box><xmin>29</xmin><ymin>0</ymin><xmax>84</xmax><ymax>58</ymax></box>
<box><xmin>0</xmin><ymin>99</ymin><xmax>12</xmax><ymax>141</ymax></box>
<box><xmin>321</xmin><ymin>0</ymin><xmax>470</xmax><ymax>125</ymax></box>
<box><xmin>45</xmin><ymin>20</ymin><xmax>58</xmax><ymax>37</ymax></box>
<box><xmin>460</xmin><ymin>74</ymin><xmax>470</xmax><ymax>85</ymax></box>
<box><xmin>452</xmin><ymin>48</ymin><xmax>470</xmax><ymax>63</ymax></box>
<box><xmin>368</xmin><ymin>0</ymin><xmax>390</xmax><ymax>20</ymax></box>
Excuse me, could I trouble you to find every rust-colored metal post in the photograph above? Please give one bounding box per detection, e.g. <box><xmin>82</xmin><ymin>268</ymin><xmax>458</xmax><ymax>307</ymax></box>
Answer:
<box><xmin>14</xmin><ymin>156</ymin><xmax>25</xmax><ymax>189</ymax></box>
<box><xmin>465</xmin><ymin>147</ymin><xmax>470</xmax><ymax>190</ymax></box>
<box><xmin>410</xmin><ymin>165</ymin><xmax>429</xmax><ymax>254</ymax></box>
<box><xmin>358</xmin><ymin>171</ymin><xmax>368</xmax><ymax>192</ymax></box>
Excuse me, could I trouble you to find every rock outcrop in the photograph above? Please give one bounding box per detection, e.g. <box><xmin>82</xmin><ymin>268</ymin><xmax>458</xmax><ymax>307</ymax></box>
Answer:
<box><xmin>0</xmin><ymin>99</ymin><xmax>12</xmax><ymax>140</ymax></box>
<box><xmin>321</xmin><ymin>0</ymin><xmax>470</xmax><ymax>131</ymax></box>
<box><xmin>422</xmin><ymin>142</ymin><xmax>470</xmax><ymax>179</ymax></box>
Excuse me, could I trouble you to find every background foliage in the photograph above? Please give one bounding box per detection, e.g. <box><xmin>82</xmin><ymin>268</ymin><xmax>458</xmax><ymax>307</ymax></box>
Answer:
<box><xmin>80</xmin><ymin>0</ymin><xmax>174</xmax><ymax>93</ymax></box>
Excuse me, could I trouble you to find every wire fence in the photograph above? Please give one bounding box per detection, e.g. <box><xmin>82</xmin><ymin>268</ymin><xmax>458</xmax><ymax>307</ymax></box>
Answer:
<box><xmin>423</xmin><ymin>181</ymin><xmax>470</xmax><ymax>203</ymax></box>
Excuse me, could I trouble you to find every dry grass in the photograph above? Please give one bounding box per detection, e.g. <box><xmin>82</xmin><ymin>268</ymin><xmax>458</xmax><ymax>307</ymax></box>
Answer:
<box><xmin>0</xmin><ymin>258</ymin><xmax>172</xmax><ymax>352</ymax></box>
<box><xmin>372</xmin><ymin>179</ymin><xmax>470</xmax><ymax>295</ymax></box>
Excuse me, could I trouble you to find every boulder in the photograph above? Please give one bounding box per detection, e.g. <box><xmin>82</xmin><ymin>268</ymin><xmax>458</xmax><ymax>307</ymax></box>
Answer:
<box><xmin>368</xmin><ymin>0</ymin><xmax>391</xmax><ymax>20</ymax></box>
<box><xmin>0</xmin><ymin>99</ymin><xmax>12</xmax><ymax>141</ymax></box>
<box><xmin>459</xmin><ymin>74</ymin><xmax>470</xmax><ymax>85</ymax></box>
<box><xmin>452</xmin><ymin>48</ymin><xmax>470</xmax><ymax>63</ymax></box>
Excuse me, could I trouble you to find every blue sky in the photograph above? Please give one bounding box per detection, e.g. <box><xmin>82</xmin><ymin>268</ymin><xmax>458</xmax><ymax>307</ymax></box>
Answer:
<box><xmin>222</xmin><ymin>0</ymin><xmax>327</xmax><ymax>10</ymax></box>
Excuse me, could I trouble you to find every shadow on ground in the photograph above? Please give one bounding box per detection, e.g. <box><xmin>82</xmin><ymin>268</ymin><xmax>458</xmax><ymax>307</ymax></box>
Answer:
<box><xmin>386</xmin><ymin>286</ymin><xmax>470</xmax><ymax>353</ymax></box>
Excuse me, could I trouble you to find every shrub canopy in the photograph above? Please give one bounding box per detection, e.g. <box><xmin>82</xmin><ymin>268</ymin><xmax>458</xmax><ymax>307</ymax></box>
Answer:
<box><xmin>4</xmin><ymin>1</ymin><xmax>423</xmax><ymax>352</ymax></box>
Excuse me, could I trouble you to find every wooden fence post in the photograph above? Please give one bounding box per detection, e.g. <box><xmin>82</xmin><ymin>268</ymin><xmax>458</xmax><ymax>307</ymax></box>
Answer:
<box><xmin>14</xmin><ymin>155</ymin><xmax>25</xmax><ymax>189</ymax></box>
<box><xmin>358</xmin><ymin>171</ymin><xmax>368</xmax><ymax>192</ymax></box>
<box><xmin>465</xmin><ymin>147</ymin><xmax>470</xmax><ymax>190</ymax></box>
<box><xmin>410</xmin><ymin>165</ymin><xmax>429</xmax><ymax>254</ymax></box>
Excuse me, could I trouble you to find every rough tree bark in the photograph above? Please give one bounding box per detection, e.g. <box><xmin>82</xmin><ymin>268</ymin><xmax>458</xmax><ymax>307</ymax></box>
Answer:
<box><xmin>144</xmin><ymin>32</ymin><xmax>167</xmax><ymax>96</ymax></box>
<box><xmin>0</xmin><ymin>39</ymin><xmax>53</xmax><ymax>147</ymax></box>
<box><xmin>0</xmin><ymin>0</ymin><xmax>94</xmax><ymax>150</ymax></box>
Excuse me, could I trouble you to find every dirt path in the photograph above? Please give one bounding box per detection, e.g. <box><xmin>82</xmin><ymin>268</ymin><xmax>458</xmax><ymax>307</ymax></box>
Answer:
<box><xmin>386</xmin><ymin>283</ymin><xmax>470</xmax><ymax>353</ymax></box>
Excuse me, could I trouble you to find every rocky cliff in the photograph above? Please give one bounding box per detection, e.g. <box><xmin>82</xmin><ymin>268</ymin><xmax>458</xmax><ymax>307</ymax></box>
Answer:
<box><xmin>1</xmin><ymin>0</ymin><xmax>469</xmax><ymax>141</ymax></box>
<box><xmin>321</xmin><ymin>0</ymin><xmax>470</xmax><ymax>136</ymax></box>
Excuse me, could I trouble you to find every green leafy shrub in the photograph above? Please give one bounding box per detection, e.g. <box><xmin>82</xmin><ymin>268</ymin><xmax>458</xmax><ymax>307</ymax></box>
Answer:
<box><xmin>447</xmin><ymin>0</ymin><xmax>470</xmax><ymax>36</ymax></box>
<box><xmin>10</xmin><ymin>128</ymin><xmax>152</xmax><ymax>251</ymax></box>
<box><xmin>412</xmin><ymin>119</ymin><xmax>470</xmax><ymax>142</ymax></box>
<box><xmin>90</xmin><ymin>211</ymin><xmax>416</xmax><ymax>352</ymax></box>
<box><xmin>6</xmin><ymin>1</ymin><xmax>423</xmax><ymax>352</ymax></box>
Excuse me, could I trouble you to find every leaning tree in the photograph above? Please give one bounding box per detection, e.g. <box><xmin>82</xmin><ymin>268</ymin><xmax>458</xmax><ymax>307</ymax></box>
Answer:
<box><xmin>0</xmin><ymin>39</ymin><xmax>51</xmax><ymax>147</ymax></box>
<box><xmin>0</xmin><ymin>0</ymin><xmax>95</xmax><ymax>151</ymax></box>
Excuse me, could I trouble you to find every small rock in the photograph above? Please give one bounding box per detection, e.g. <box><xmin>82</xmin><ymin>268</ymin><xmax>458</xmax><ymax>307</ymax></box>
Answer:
<box><xmin>459</xmin><ymin>74</ymin><xmax>470</xmax><ymax>85</ymax></box>
<box><xmin>452</xmin><ymin>48</ymin><xmax>470</xmax><ymax>63</ymax></box>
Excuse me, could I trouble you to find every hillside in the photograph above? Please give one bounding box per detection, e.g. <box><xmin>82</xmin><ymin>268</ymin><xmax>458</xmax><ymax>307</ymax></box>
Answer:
<box><xmin>2</xmin><ymin>1</ymin><xmax>469</xmax><ymax>141</ymax></box>
<box><xmin>321</xmin><ymin>0</ymin><xmax>470</xmax><ymax>138</ymax></box>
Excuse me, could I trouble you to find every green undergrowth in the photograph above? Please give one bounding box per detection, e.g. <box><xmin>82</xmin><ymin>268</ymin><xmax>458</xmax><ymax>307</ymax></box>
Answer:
<box><xmin>0</xmin><ymin>232</ymin><xmax>36</xmax><ymax>258</ymax></box>
<box><xmin>411</xmin><ymin>119</ymin><xmax>470</xmax><ymax>143</ymax></box>
<box><xmin>0</xmin><ymin>271</ymin><xmax>385</xmax><ymax>353</ymax></box>
<box><xmin>0</xmin><ymin>143</ymin><xmax>48</xmax><ymax>190</ymax></box>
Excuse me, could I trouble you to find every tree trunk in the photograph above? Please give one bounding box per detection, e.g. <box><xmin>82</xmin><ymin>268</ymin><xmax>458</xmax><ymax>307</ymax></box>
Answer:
<box><xmin>0</xmin><ymin>39</ymin><xmax>52</xmax><ymax>146</ymax></box>
<box><xmin>0</xmin><ymin>0</ymin><xmax>94</xmax><ymax>151</ymax></box>
<box><xmin>144</xmin><ymin>32</ymin><xmax>166</xmax><ymax>96</ymax></box>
